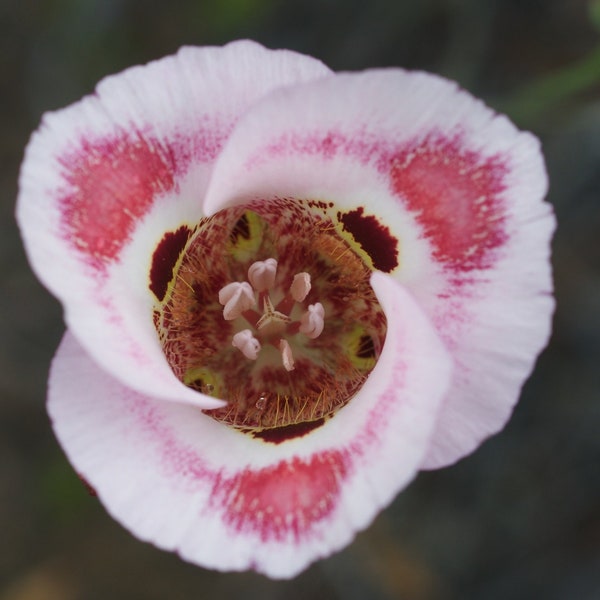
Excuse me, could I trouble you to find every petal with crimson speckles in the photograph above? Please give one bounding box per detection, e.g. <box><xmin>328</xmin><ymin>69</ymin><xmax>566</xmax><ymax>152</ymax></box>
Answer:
<box><xmin>48</xmin><ymin>273</ymin><xmax>451</xmax><ymax>579</ymax></box>
<box><xmin>19</xmin><ymin>41</ymin><xmax>554</xmax><ymax>579</ymax></box>
<box><xmin>17</xmin><ymin>40</ymin><xmax>331</xmax><ymax>408</ymax></box>
<box><xmin>202</xmin><ymin>69</ymin><xmax>555</xmax><ymax>467</ymax></box>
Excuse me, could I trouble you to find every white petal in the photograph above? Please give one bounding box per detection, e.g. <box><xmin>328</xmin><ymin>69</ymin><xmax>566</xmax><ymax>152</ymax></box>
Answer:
<box><xmin>17</xmin><ymin>41</ymin><xmax>331</xmax><ymax>408</ymax></box>
<box><xmin>49</xmin><ymin>277</ymin><xmax>450</xmax><ymax>579</ymax></box>
<box><xmin>202</xmin><ymin>69</ymin><xmax>554</xmax><ymax>465</ymax></box>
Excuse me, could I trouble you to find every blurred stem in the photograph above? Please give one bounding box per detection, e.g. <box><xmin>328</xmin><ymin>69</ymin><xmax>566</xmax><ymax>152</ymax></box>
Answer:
<box><xmin>498</xmin><ymin>44</ymin><xmax>600</xmax><ymax>125</ymax></box>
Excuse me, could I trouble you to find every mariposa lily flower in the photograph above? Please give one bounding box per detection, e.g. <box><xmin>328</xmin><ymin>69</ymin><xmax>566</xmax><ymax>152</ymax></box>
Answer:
<box><xmin>17</xmin><ymin>40</ymin><xmax>554</xmax><ymax>578</ymax></box>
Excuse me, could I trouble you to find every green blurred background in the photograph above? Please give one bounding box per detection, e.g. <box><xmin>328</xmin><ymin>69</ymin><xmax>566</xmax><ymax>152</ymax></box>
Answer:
<box><xmin>1</xmin><ymin>0</ymin><xmax>599</xmax><ymax>598</ymax></box>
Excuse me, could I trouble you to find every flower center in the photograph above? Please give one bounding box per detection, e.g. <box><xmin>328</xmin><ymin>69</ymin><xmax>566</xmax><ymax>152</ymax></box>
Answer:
<box><xmin>219</xmin><ymin>260</ymin><xmax>325</xmax><ymax>372</ymax></box>
<box><xmin>153</xmin><ymin>198</ymin><xmax>386</xmax><ymax>442</ymax></box>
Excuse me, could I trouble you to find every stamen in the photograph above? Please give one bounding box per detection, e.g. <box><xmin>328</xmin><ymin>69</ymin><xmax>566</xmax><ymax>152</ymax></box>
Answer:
<box><xmin>248</xmin><ymin>258</ymin><xmax>277</xmax><ymax>291</ymax></box>
<box><xmin>232</xmin><ymin>329</ymin><xmax>261</xmax><ymax>360</ymax></box>
<box><xmin>218</xmin><ymin>282</ymin><xmax>255</xmax><ymax>320</ymax></box>
<box><xmin>290</xmin><ymin>272</ymin><xmax>311</xmax><ymax>302</ymax></box>
<box><xmin>279</xmin><ymin>339</ymin><xmax>295</xmax><ymax>371</ymax></box>
<box><xmin>299</xmin><ymin>302</ymin><xmax>325</xmax><ymax>339</ymax></box>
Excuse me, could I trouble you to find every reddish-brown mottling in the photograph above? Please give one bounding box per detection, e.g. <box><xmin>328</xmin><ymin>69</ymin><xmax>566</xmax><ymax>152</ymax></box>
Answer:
<box><xmin>386</xmin><ymin>133</ymin><xmax>508</xmax><ymax>272</ymax></box>
<box><xmin>219</xmin><ymin>451</ymin><xmax>349</xmax><ymax>541</ymax></box>
<box><xmin>150</xmin><ymin>225</ymin><xmax>192</xmax><ymax>301</ymax></box>
<box><xmin>58</xmin><ymin>133</ymin><xmax>178</xmax><ymax>269</ymax></box>
<box><xmin>158</xmin><ymin>199</ymin><xmax>386</xmax><ymax>432</ymax></box>
<box><xmin>307</xmin><ymin>200</ymin><xmax>334</xmax><ymax>210</ymax></box>
<box><xmin>338</xmin><ymin>206</ymin><xmax>399</xmax><ymax>272</ymax></box>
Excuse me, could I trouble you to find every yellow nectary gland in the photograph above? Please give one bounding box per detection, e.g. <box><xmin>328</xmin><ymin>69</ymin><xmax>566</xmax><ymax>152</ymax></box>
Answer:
<box><xmin>153</xmin><ymin>199</ymin><xmax>387</xmax><ymax>438</ymax></box>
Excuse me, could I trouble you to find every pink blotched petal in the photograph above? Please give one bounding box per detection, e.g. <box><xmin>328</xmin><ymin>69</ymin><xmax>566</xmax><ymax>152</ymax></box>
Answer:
<box><xmin>17</xmin><ymin>41</ymin><xmax>331</xmax><ymax>408</ymax></box>
<box><xmin>202</xmin><ymin>69</ymin><xmax>555</xmax><ymax>466</ymax></box>
<box><xmin>49</xmin><ymin>273</ymin><xmax>451</xmax><ymax>579</ymax></box>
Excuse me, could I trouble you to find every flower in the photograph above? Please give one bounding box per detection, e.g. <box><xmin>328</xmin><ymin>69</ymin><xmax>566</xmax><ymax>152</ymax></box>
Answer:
<box><xmin>16</xmin><ymin>40</ymin><xmax>554</xmax><ymax>578</ymax></box>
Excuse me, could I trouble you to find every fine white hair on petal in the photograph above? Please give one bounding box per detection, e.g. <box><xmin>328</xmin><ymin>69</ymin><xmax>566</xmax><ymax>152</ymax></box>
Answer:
<box><xmin>49</xmin><ymin>273</ymin><xmax>451</xmax><ymax>578</ymax></box>
<box><xmin>16</xmin><ymin>41</ymin><xmax>332</xmax><ymax>408</ymax></box>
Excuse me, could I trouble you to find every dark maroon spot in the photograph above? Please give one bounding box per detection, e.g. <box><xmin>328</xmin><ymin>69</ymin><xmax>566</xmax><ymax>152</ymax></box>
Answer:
<box><xmin>338</xmin><ymin>207</ymin><xmax>399</xmax><ymax>272</ymax></box>
<box><xmin>356</xmin><ymin>335</ymin><xmax>376</xmax><ymax>359</ymax></box>
<box><xmin>150</xmin><ymin>226</ymin><xmax>191</xmax><ymax>301</ymax></box>
<box><xmin>388</xmin><ymin>132</ymin><xmax>508</xmax><ymax>272</ymax></box>
<box><xmin>230</xmin><ymin>213</ymin><xmax>251</xmax><ymax>244</ymax></box>
<box><xmin>218</xmin><ymin>450</ymin><xmax>349</xmax><ymax>541</ymax></box>
<box><xmin>307</xmin><ymin>200</ymin><xmax>330</xmax><ymax>211</ymax></box>
<box><xmin>252</xmin><ymin>418</ymin><xmax>326</xmax><ymax>444</ymax></box>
